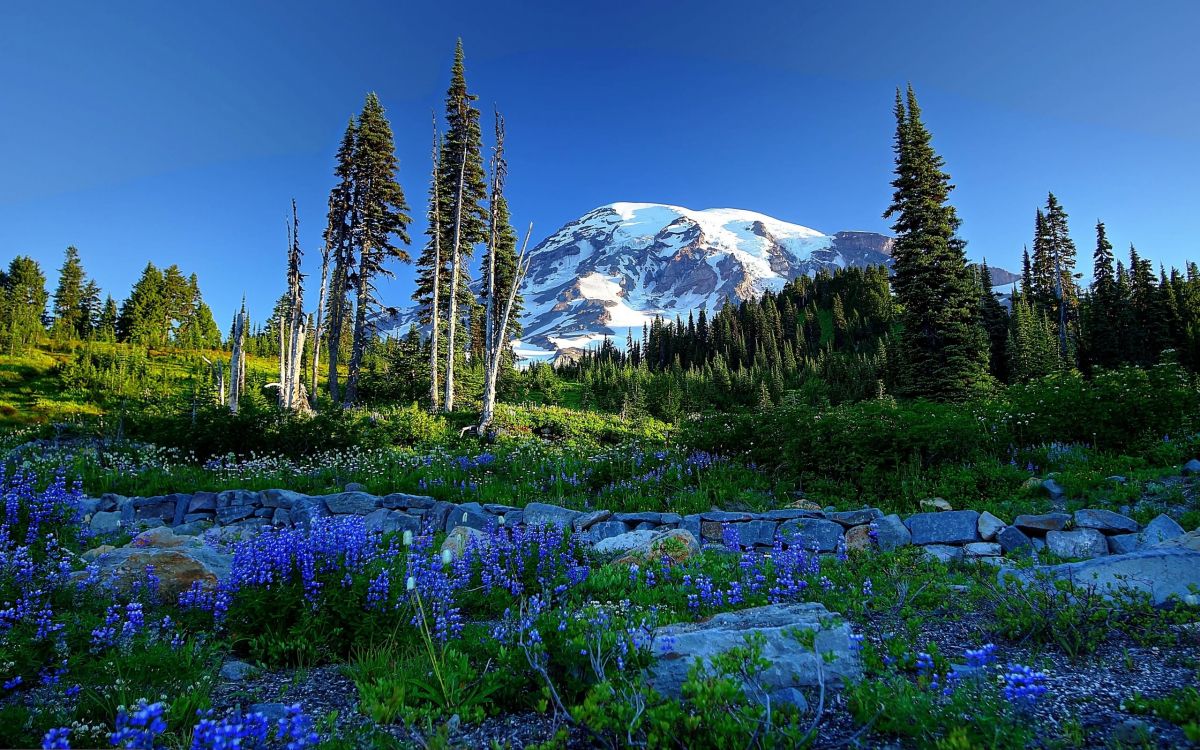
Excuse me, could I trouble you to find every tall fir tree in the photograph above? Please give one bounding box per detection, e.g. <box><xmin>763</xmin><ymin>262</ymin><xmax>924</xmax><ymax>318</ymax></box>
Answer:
<box><xmin>323</xmin><ymin>119</ymin><xmax>357</xmax><ymax>404</ymax></box>
<box><xmin>1082</xmin><ymin>220</ymin><xmax>1120</xmax><ymax>369</ymax></box>
<box><xmin>0</xmin><ymin>256</ymin><xmax>48</xmax><ymax>353</ymax></box>
<box><xmin>51</xmin><ymin>246</ymin><xmax>87</xmax><ymax>339</ymax></box>
<box><xmin>882</xmin><ymin>86</ymin><xmax>988</xmax><ymax>398</ymax></box>
<box><xmin>978</xmin><ymin>261</ymin><xmax>1009</xmax><ymax>381</ymax></box>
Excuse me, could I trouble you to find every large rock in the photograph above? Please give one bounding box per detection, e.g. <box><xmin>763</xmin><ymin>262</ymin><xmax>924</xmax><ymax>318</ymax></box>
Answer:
<box><xmin>1141</xmin><ymin>514</ymin><xmax>1185</xmax><ymax>546</ymax></box>
<box><xmin>363</xmin><ymin>509</ymin><xmax>421</xmax><ymax>535</ymax></box>
<box><xmin>1042</xmin><ymin>478</ymin><xmax>1066</xmax><ymax>501</ymax></box>
<box><xmin>573</xmin><ymin>510</ymin><xmax>613</xmax><ymax>532</ymax></box>
<box><xmin>260</xmin><ymin>489</ymin><xmax>306</xmax><ymax>509</ymax></box>
<box><xmin>612</xmin><ymin>529</ymin><xmax>699</xmax><ymax>567</ymax></box>
<box><xmin>1181</xmin><ymin>458</ymin><xmax>1200</xmax><ymax>476</ymax></box>
<box><xmin>997</xmin><ymin>525</ymin><xmax>1032</xmax><ymax>554</ymax></box>
<box><xmin>1073</xmin><ymin>509</ymin><xmax>1138</xmax><ymax>534</ymax></box>
<box><xmin>922</xmin><ymin>545</ymin><xmax>963</xmax><ymax>564</ymax></box>
<box><xmin>649</xmin><ymin>603</ymin><xmax>860</xmax><ymax>704</ymax></box>
<box><xmin>778</xmin><ymin>518</ymin><xmax>844</xmax><ymax>552</ymax></box>
<box><xmin>963</xmin><ymin>542</ymin><xmax>1003</xmax><ymax>558</ymax></box>
<box><xmin>844</xmin><ymin>525</ymin><xmax>872</xmax><ymax>551</ymax></box>
<box><xmin>586</xmin><ymin>521</ymin><xmax>630</xmax><ymax>543</ymax></box>
<box><xmin>998</xmin><ymin>548</ymin><xmax>1200</xmax><ymax>606</ymax></box>
<box><xmin>737</xmin><ymin>520</ymin><xmax>778</xmax><ymax>548</ymax></box>
<box><xmin>1013</xmin><ymin>513</ymin><xmax>1071</xmax><ymax>535</ymax></box>
<box><xmin>874</xmin><ymin>514</ymin><xmax>912</xmax><ymax>551</ymax></box>
<box><xmin>977</xmin><ymin>512</ymin><xmax>1006</xmax><ymax>541</ymax></box>
<box><xmin>441</xmin><ymin>526</ymin><xmax>487</xmax><ymax>560</ymax></box>
<box><xmin>322</xmin><ymin>492</ymin><xmax>380</xmax><ymax>515</ymax></box>
<box><xmin>905</xmin><ymin>510</ymin><xmax>980</xmax><ymax>545</ymax></box>
<box><xmin>81</xmin><ymin>527</ymin><xmax>232</xmax><ymax>602</ymax></box>
<box><xmin>90</xmin><ymin>511</ymin><xmax>123</xmax><ymax>536</ymax></box>
<box><xmin>1155</xmin><ymin>529</ymin><xmax>1200</xmax><ymax>552</ymax></box>
<box><xmin>593</xmin><ymin>529</ymin><xmax>658</xmax><ymax>555</ymax></box>
<box><xmin>830</xmin><ymin>509</ymin><xmax>882</xmax><ymax>527</ymax></box>
<box><xmin>380</xmin><ymin>493</ymin><xmax>436</xmax><ymax>511</ymax></box>
<box><xmin>1107</xmin><ymin>533</ymin><xmax>1140</xmax><ymax>555</ymax></box>
<box><xmin>289</xmin><ymin>496</ymin><xmax>329</xmax><ymax>528</ymax></box>
<box><xmin>1046</xmin><ymin>528</ymin><xmax>1108</xmax><ymax>559</ymax></box>
<box><xmin>524</xmin><ymin>502</ymin><xmax>582</xmax><ymax>529</ymax></box>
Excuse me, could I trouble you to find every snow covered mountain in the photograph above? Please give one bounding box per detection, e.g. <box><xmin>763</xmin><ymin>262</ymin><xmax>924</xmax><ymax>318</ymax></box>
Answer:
<box><xmin>378</xmin><ymin>202</ymin><xmax>1010</xmax><ymax>361</ymax></box>
<box><xmin>510</xmin><ymin>202</ymin><xmax>893</xmax><ymax>357</ymax></box>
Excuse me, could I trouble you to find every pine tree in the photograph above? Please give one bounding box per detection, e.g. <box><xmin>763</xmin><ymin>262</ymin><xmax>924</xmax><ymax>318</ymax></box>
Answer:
<box><xmin>1083</xmin><ymin>221</ymin><xmax>1120</xmax><ymax>369</ymax></box>
<box><xmin>343</xmin><ymin>93</ymin><xmax>411</xmax><ymax>406</ymax></box>
<box><xmin>882</xmin><ymin>86</ymin><xmax>988</xmax><ymax>398</ymax></box>
<box><xmin>51</xmin><ymin>246</ymin><xmax>87</xmax><ymax>339</ymax></box>
<box><xmin>117</xmin><ymin>263</ymin><xmax>166</xmax><ymax>345</ymax></box>
<box><xmin>414</xmin><ymin>116</ymin><xmax>445</xmax><ymax>411</ymax></box>
<box><xmin>323</xmin><ymin>119</ymin><xmax>357</xmax><ymax>405</ymax></box>
<box><xmin>0</xmin><ymin>256</ymin><xmax>48</xmax><ymax>353</ymax></box>
<box><xmin>97</xmin><ymin>295</ymin><xmax>119</xmax><ymax>341</ymax></box>
<box><xmin>978</xmin><ymin>261</ymin><xmax>1009</xmax><ymax>381</ymax></box>
<box><xmin>78</xmin><ymin>280</ymin><xmax>101</xmax><ymax>338</ymax></box>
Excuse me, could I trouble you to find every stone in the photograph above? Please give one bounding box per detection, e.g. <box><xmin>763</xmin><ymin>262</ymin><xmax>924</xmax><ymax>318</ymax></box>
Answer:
<box><xmin>216</xmin><ymin>504</ymin><xmax>256</xmax><ymax>524</ymax></box>
<box><xmin>1112</xmin><ymin>719</ymin><xmax>1154</xmax><ymax>746</ymax></box>
<box><xmin>874</xmin><ymin>514</ymin><xmax>912</xmax><ymax>551</ymax></box>
<box><xmin>614</xmin><ymin>512</ymin><xmax>682</xmax><ymax>526</ymax></box>
<box><xmin>1046</xmin><ymin>529</ymin><xmax>1108</xmax><ymax>559</ymax></box>
<box><xmin>524</xmin><ymin>502</ymin><xmax>582</xmax><ymax>529</ymax></box>
<box><xmin>344</xmin><ymin>482</ymin><xmax>367</xmax><ymax>493</ymax></box>
<box><xmin>132</xmin><ymin>495</ymin><xmax>177</xmax><ymax>522</ymax></box>
<box><xmin>996</xmin><ymin>525</ymin><xmax>1032</xmax><ymax>554</ymax></box>
<box><xmin>90</xmin><ymin>511</ymin><xmax>122</xmax><ymax>536</ymax></box>
<box><xmin>921</xmin><ymin>545</ymin><xmax>963</xmax><ymax>564</ymax></box>
<box><xmin>260</xmin><ymin>489</ymin><xmax>305</xmax><ymax>509</ymax></box>
<box><xmin>919</xmin><ymin>498</ymin><xmax>953</xmax><ymax>512</ymax></box>
<box><xmin>977</xmin><ymin>512</ymin><xmax>1006</xmax><ymax>541</ymax></box>
<box><xmin>613</xmin><ymin>529</ymin><xmax>699</xmax><ymax>567</ymax></box>
<box><xmin>187</xmin><ymin>492</ymin><xmax>218</xmax><ymax>513</ymax></box>
<box><xmin>426</xmin><ymin>501</ymin><xmax>456</xmax><ymax>533</ymax></box>
<box><xmin>445</xmin><ymin>507</ymin><xmax>493</xmax><ymax>532</ymax></box>
<box><xmin>364</xmin><ymin>509</ymin><xmax>421</xmax><ymax>535</ymax></box>
<box><xmin>1155</xmin><ymin>529</ymin><xmax>1200</xmax><ymax>552</ymax></box>
<box><xmin>778</xmin><ymin>518</ymin><xmax>844</xmax><ymax>552</ymax></box>
<box><xmin>1141</xmin><ymin>514</ymin><xmax>1185</xmax><ymax>546</ymax></box>
<box><xmin>381</xmin><ymin>493</ymin><xmax>436</xmax><ymax>511</ymax></box>
<box><xmin>322</xmin><ymin>492</ymin><xmax>379</xmax><ymax>515</ymax></box>
<box><xmin>767</xmin><ymin>687</ymin><xmax>808</xmax><ymax>711</ymax></box>
<box><xmin>248</xmin><ymin>704</ymin><xmax>289</xmax><ymax>722</ymax></box>
<box><xmin>1013</xmin><ymin>513</ymin><xmax>1071</xmax><ymax>535</ymax></box>
<box><xmin>586</xmin><ymin>521</ymin><xmax>631</xmax><ymax>544</ymax></box>
<box><xmin>1181</xmin><ymin>458</ymin><xmax>1200</xmax><ymax>476</ymax></box>
<box><xmin>963</xmin><ymin>542</ymin><xmax>1003</xmax><ymax>557</ymax></box>
<box><xmin>80</xmin><ymin>526</ymin><xmax>232</xmax><ymax>602</ymax></box>
<box><xmin>1107</xmin><ymin>533</ymin><xmax>1140</xmax><ymax>555</ymax></box>
<box><xmin>829</xmin><ymin>509</ymin><xmax>883</xmax><ymax>527</ymax></box>
<box><xmin>998</xmin><ymin>547</ymin><xmax>1200</xmax><ymax>606</ymax></box>
<box><xmin>483</xmin><ymin>503</ymin><xmax>519</xmax><ymax>515</ymax></box>
<box><xmin>1073</xmin><ymin>509</ymin><xmax>1138</xmax><ymax>534</ymax></box>
<box><xmin>699</xmin><ymin>520</ymin><xmax>729</xmax><ymax>542</ymax></box>
<box><xmin>289</xmin><ymin>496</ymin><xmax>329</xmax><ymax>528</ymax></box>
<box><xmin>170</xmin><ymin>494</ymin><xmax>192</xmax><ymax>525</ymax></box>
<box><xmin>183</xmin><ymin>513</ymin><xmax>213</xmax><ymax>524</ymax></box>
<box><xmin>270</xmin><ymin>508</ymin><xmax>291</xmax><ymax>527</ymax></box>
<box><xmin>173</xmin><ymin>520</ymin><xmax>212</xmax><ymax>536</ymax></box>
<box><xmin>572</xmin><ymin>509</ymin><xmax>612</xmax><ymax>532</ymax></box>
<box><xmin>81</xmin><ymin>544</ymin><xmax>115</xmax><ymax>561</ymax></box>
<box><xmin>220</xmin><ymin>660</ymin><xmax>257</xmax><ymax>681</ymax></box>
<box><xmin>648</xmin><ymin>602</ymin><xmax>859</xmax><ymax>705</ymax></box>
<box><xmin>1106</xmin><ymin>475</ymin><xmax>1128</xmax><ymax>484</ymax></box>
<box><xmin>680</xmin><ymin>514</ymin><xmax>702</xmax><ymax>542</ymax></box>
<box><xmin>592</xmin><ymin>529</ymin><xmax>658</xmax><ymax>555</ymax></box>
<box><xmin>759</xmin><ymin>509</ymin><xmax>825</xmax><ymax>521</ymax></box>
<box><xmin>905</xmin><ymin>510</ymin><xmax>980</xmax><ymax>545</ymax></box>
<box><xmin>98</xmin><ymin>493</ymin><xmax>124</xmax><ymax>512</ymax></box>
<box><xmin>737</xmin><ymin>520</ymin><xmax>778</xmax><ymax>548</ymax></box>
<box><xmin>1042</xmin><ymin>478</ymin><xmax>1066</xmax><ymax>501</ymax></box>
<box><xmin>441</xmin><ymin>526</ymin><xmax>487</xmax><ymax>560</ymax></box>
<box><xmin>700</xmin><ymin>511</ymin><xmax>755</xmax><ymax>522</ymax></box>
<box><xmin>844</xmin><ymin>524</ymin><xmax>872</xmax><ymax>551</ymax></box>
<box><xmin>1031</xmin><ymin>537</ymin><xmax>1047</xmax><ymax>552</ymax></box>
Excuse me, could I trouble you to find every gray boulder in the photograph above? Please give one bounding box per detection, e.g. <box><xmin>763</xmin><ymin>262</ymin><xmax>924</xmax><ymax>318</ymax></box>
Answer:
<box><xmin>573</xmin><ymin>509</ymin><xmax>613</xmax><ymax>532</ymax></box>
<box><xmin>187</xmin><ymin>492</ymin><xmax>218</xmax><ymax>513</ymax></box>
<box><xmin>1073</xmin><ymin>509</ymin><xmax>1138</xmax><ymax>534</ymax></box>
<box><xmin>998</xmin><ymin>547</ymin><xmax>1200</xmax><ymax>606</ymax></box>
<box><xmin>874</xmin><ymin>514</ymin><xmax>912</xmax><ymax>551</ymax></box>
<box><xmin>220</xmin><ymin>660</ymin><xmax>258</xmax><ymax>681</ymax></box>
<box><xmin>737</xmin><ymin>520</ymin><xmax>778</xmax><ymax>548</ymax></box>
<box><xmin>1181</xmin><ymin>458</ymin><xmax>1200</xmax><ymax>476</ymax></box>
<box><xmin>963</xmin><ymin>542</ymin><xmax>1002</xmax><ymax>557</ymax></box>
<box><xmin>1141</xmin><ymin>514</ymin><xmax>1185</xmax><ymax>546</ymax></box>
<box><xmin>90</xmin><ymin>511</ymin><xmax>123</xmax><ymax>536</ymax></box>
<box><xmin>586</xmin><ymin>521</ymin><xmax>630</xmax><ymax>543</ymax></box>
<box><xmin>381</xmin><ymin>493</ymin><xmax>436</xmax><ymax>511</ymax></box>
<box><xmin>1013</xmin><ymin>512</ymin><xmax>1071</xmax><ymax>535</ymax></box>
<box><xmin>778</xmin><ymin>518</ymin><xmax>844</xmax><ymax>552</ymax></box>
<box><xmin>977</xmin><ymin>511</ymin><xmax>1006</xmax><ymax>541</ymax></box>
<box><xmin>922</xmin><ymin>544</ymin><xmax>963</xmax><ymax>564</ymax></box>
<box><xmin>593</xmin><ymin>529</ymin><xmax>659</xmax><ymax>555</ymax></box>
<box><xmin>1046</xmin><ymin>528</ymin><xmax>1108</xmax><ymax>559</ymax></box>
<box><xmin>344</xmin><ymin>482</ymin><xmax>367</xmax><ymax>493</ymax></box>
<box><xmin>364</xmin><ymin>509</ymin><xmax>421</xmax><ymax>535</ymax></box>
<box><xmin>830</xmin><ymin>509</ymin><xmax>882</xmax><ymax>527</ymax></box>
<box><xmin>996</xmin><ymin>525</ymin><xmax>1032</xmax><ymax>554</ymax></box>
<box><xmin>524</xmin><ymin>502</ymin><xmax>582</xmax><ymax>529</ymax></box>
<box><xmin>1108</xmin><ymin>533</ymin><xmax>1140</xmax><ymax>555</ymax></box>
<box><xmin>1042</xmin><ymin>478</ymin><xmax>1066</xmax><ymax>501</ymax></box>
<box><xmin>289</xmin><ymin>496</ymin><xmax>329</xmax><ymax>528</ymax></box>
<box><xmin>905</xmin><ymin>510</ymin><xmax>980</xmax><ymax>545</ymax></box>
<box><xmin>260</xmin><ymin>489</ymin><xmax>305</xmax><ymax>509</ymax></box>
<box><xmin>649</xmin><ymin>603</ymin><xmax>860</xmax><ymax>704</ymax></box>
<box><xmin>323</xmin><ymin>492</ymin><xmax>380</xmax><ymax>515</ymax></box>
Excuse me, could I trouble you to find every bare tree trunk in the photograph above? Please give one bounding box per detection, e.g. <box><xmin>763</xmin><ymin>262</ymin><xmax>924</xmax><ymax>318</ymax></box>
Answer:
<box><xmin>310</xmin><ymin>244</ymin><xmax>331</xmax><ymax>409</ymax></box>
<box><xmin>443</xmin><ymin>151</ymin><xmax>467</xmax><ymax>412</ymax></box>
<box><xmin>479</xmin><ymin>224</ymin><xmax>533</xmax><ymax>431</ymax></box>
<box><xmin>428</xmin><ymin>117</ymin><xmax>442</xmax><ymax>413</ymax></box>
<box><xmin>229</xmin><ymin>306</ymin><xmax>246</xmax><ymax>413</ymax></box>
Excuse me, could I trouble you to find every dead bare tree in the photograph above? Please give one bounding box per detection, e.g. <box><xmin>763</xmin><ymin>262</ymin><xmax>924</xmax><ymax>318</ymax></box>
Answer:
<box><xmin>228</xmin><ymin>301</ymin><xmax>247</xmax><ymax>413</ymax></box>
<box><xmin>479</xmin><ymin>222</ymin><xmax>533</xmax><ymax>431</ymax></box>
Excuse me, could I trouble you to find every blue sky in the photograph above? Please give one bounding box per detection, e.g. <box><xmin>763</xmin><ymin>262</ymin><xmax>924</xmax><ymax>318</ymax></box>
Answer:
<box><xmin>1</xmin><ymin>0</ymin><xmax>1197</xmax><ymax>324</ymax></box>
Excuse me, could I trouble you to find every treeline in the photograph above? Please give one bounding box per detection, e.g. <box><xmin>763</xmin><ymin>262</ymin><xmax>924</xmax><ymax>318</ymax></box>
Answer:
<box><xmin>0</xmin><ymin>247</ymin><xmax>220</xmax><ymax>352</ymax></box>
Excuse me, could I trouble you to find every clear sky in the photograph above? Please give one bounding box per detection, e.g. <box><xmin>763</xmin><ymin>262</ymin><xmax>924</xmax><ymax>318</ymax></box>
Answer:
<box><xmin>2</xmin><ymin>0</ymin><xmax>1197</xmax><ymax>324</ymax></box>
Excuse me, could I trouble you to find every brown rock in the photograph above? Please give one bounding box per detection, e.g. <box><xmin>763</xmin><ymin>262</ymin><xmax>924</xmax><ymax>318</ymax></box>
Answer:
<box><xmin>80</xmin><ymin>527</ymin><xmax>232</xmax><ymax>603</ymax></box>
<box><xmin>844</xmin><ymin>525</ymin><xmax>873</xmax><ymax>551</ymax></box>
<box><xmin>920</xmin><ymin>498</ymin><xmax>954</xmax><ymax>512</ymax></box>
<box><xmin>614</xmin><ymin>529</ymin><xmax>699</xmax><ymax>567</ymax></box>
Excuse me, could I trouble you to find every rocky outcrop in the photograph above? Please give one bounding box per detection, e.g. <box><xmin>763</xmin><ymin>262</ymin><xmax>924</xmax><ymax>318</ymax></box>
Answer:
<box><xmin>998</xmin><ymin>547</ymin><xmax>1200</xmax><ymax>605</ymax></box>
<box><xmin>649</xmin><ymin>602</ymin><xmax>860</xmax><ymax>705</ymax></box>
<box><xmin>80</xmin><ymin>527</ymin><xmax>232</xmax><ymax>602</ymax></box>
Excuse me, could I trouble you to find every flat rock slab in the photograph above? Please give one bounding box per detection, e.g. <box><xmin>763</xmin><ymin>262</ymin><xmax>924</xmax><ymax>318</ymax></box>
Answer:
<box><xmin>649</xmin><ymin>602</ymin><xmax>860</xmax><ymax>704</ymax></box>
<box><xmin>1046</xmin><ymin>528</ymin><xmax>1108</xmax><ymax>559</ymax></box>
<box><xmin>905</xmin><ymin>510</ymin><xmax>980</xmax><ymax>545</ymax></box>
<box><xmin>998</xmin><ymin>548</ymin><xmax>1200</xmax><ymax>605</ymax></box>
<box><xmin>1013</xmin><ymin>512</ymin><xmax>1071</xmax><ymax>535</ymax></box>
<box><xmin>778</xmin><ymin>518</ymin><xmax>844</xmax><ymax>552</ymax></box>
<box><xmin>1073</xmin><ymin>509</ymin><xmax>1138</xmax><ymax>534</ymax></box>
<box><xmin>524</xmin><ymin>502</ymin><xmax>582</xmax><ymax>529</ymax></box>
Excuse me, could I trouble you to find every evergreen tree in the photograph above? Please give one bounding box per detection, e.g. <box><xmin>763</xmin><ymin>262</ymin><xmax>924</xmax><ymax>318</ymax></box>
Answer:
<box><xmin>78</xmin><ymin>280</ymin><xmax>102</xmax><ymax>338</ymax></box>
<box><xmin>1083</xmin><ymin>221</ymin><xmax>1120</xmax><ymax>369</ymax></box>
<box><xmin>978</xmin><ymin>261</ymin><xmax>1009</xmax><ymax>381</ymax></box>
<box><xmin>0</xmin><ymin>256</ymin><xmax>48</xmax><ymax>353</ymax></box>
<box><xmin>51</xmin><ymin>246</ymin><xmax>87</xmax><ymax>339</ymax></box>
<box><xmin>322</xmin><ymin>119</ymin><xmax>357</xmax><ymax>404</ymax></box>
<box><xmin>343</xmin><ymin>93</ymin><xmax>411</xmax><ymax>406</ymax></box>
<box><xmin>97</xmin><ymin>295</ymin><xmax>119</xmax><ymax>341</ymax></box>
<box><xmin>882</xmin><ymin>86</ymin><xmax>988</xmax><ymax>398</ymax></box>
<box><xmin>117</xmin><ymin>263</ymin><xmax>166</xmax><ymax>345</ymax></box>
